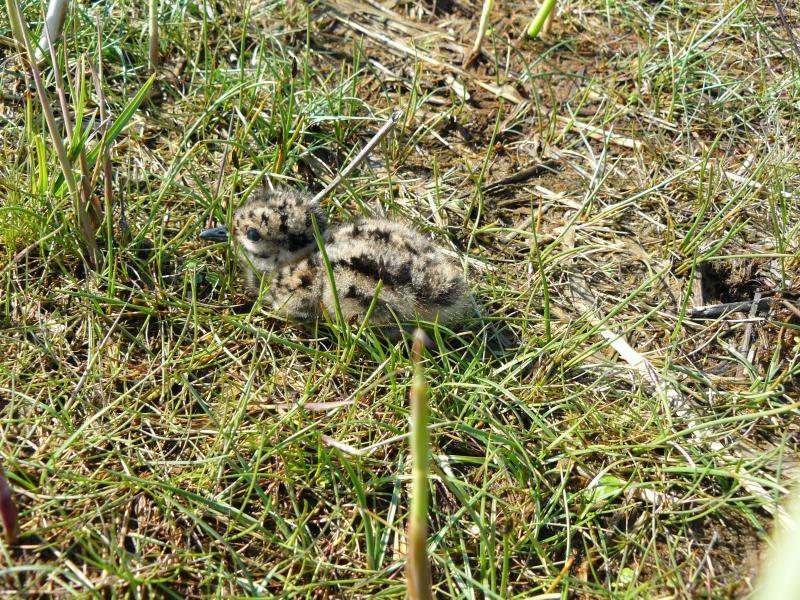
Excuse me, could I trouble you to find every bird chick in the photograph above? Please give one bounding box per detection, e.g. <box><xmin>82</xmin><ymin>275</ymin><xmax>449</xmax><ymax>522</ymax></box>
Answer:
<box><xmin>200</xmin><ymin>188</ymin><xmax>468</xmax><ymax>325</ymax></box>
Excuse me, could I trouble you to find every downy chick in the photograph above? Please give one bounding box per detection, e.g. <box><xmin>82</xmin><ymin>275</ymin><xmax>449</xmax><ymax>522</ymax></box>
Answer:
<box><xmin>201</xmin><ymin>188</ymin><xmax>468</xmax><ymax>325</ymax></box>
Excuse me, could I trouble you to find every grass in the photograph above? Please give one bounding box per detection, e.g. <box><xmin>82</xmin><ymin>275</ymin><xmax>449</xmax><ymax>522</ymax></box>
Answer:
<box><xmin>1</xmin><ymin>0</ymin><xmax>799</xmax><ymax>597</ymax></box>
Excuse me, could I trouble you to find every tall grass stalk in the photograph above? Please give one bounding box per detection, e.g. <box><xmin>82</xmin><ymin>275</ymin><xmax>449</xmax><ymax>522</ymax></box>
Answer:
<box><xmin>35</xmin><ymin>0</ymin><xmax>68</xmax><ymax>64</ymax></box>
<box><xmin>527</xmin><ymin>0</ymin><xmax>557</xmax><ymax>38</ymax></box>
<box><xmin>6</xmin><ymin>0</ymin><xmax>100</xmax><ymax>266</ymax></box>
<box><xmin>91</xmin><ymin>19</ymin><xmax>116</xmax><ymax>239</ymax></box>
<box><xmin>149</xmin><ymin>0</ymin><xmax>159</xmax><ymax>70</ymax></box>
<box><xmin>44</xmin><ymin>12</ymin><xmax>98</xmax><ymax>221</ymax></box>
<box><xmin>752</xmin><ymin>488</ymin><xmax>800</xmax><ymax>600</ymax></box>
<box><xmin>406</xmin><ymin>329</ymin><xmax>433</xmax><ymax>600</ymax></box>
<box><xmin>466</xmin><ymin>0</ymin><xmax>494</xmax><ymax>65</ymax></box>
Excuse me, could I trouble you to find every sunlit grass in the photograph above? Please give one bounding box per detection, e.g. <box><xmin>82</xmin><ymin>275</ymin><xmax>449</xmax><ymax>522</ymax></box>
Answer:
<box><xmin>0</xmin><ymin>0</ymin><xmax>798</xmax><ymax>597</ymax></box>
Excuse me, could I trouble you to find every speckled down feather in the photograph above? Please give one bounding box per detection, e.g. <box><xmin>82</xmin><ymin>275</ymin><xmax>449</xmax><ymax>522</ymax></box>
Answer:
<box><xmin>229</xmin><ymin>188</ymin><xmax>468</xmax><ymax>324</ymax></box>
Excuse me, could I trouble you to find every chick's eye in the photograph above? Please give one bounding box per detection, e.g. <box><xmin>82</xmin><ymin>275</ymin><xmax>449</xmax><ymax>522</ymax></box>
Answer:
<box><xmin>246</xmin><ymin>228</ymin><xmax>261</xmax><ymax>242</ymax></box>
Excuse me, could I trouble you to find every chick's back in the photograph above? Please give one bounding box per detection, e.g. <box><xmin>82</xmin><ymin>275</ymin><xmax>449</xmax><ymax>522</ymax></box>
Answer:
<box><xmin>323</xmin><ymin>219</ymin><xmax>467</xmax><ymax>323</ymax></box>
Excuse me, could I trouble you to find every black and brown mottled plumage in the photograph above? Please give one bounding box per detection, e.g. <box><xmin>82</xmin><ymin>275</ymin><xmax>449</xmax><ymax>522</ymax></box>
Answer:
<box><xmin>201</xmin><ymin>188</ymin><xmax>468</xmax><ymax>325</ymax></box>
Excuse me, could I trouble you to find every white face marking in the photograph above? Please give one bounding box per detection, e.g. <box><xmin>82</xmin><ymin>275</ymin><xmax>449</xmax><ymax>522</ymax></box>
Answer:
<box><xmin>239</xmin><ymin>236</ymin><xmax>272</xmax><ymax>258</ymax></box>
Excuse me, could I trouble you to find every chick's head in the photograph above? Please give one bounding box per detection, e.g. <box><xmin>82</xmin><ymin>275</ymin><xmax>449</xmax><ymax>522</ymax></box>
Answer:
<box><xmin>232</xmin><ymin>188</ymin><xmax>326</xmax><ymax>261</ymax></box>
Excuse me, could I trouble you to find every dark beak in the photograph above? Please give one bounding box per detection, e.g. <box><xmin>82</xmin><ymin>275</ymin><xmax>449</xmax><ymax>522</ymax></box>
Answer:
<box><xmin>199</xmin><ymin>225</ymin><xmax>229</xmax><ymax>242</ymax></box>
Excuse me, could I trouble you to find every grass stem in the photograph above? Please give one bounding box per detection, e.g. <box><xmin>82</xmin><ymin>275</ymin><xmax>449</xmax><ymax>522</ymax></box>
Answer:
<box><xmin>406</xmin><ymin>329</ymin><xmax>433</xmax><ymax>600</ymax></box>
<box><xmin>149</xmin><ymin>0</ymin><xmax>160</xmax><ymax>70</ymax></box>
<box><xmin>527</xmin><ymin>0</ymin><xmax>557</xmax><ymax>38</ymax></box>
<box><xmin>6</xmin><ymin>0</ymin><xmax>99</xmax><ymax>266</ymax></box>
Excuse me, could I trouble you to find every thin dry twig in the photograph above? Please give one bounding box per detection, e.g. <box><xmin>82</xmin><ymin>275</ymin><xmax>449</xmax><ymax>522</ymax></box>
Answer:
<box><xmin>556</xmin><ymin>115</ymin><xmax>643</xmax><ymax>150</ymax></box>
<box><xmin>483</xmin><ymin>159</ymin><xmax>560</xmax><ymax>194</ymax></box>
<box><xmin>781</xmin><ymin>299</ymin><xmax>800</xmax><ymax>319</ymax></box>
<box><xmin>689</xmin><ymin>298</ymin><xmax>772</xmax><ymax>319</ymax></box>
<box><xmin>770</xmin><ymin>0</ymin><xmax>800</xmax><ymax>62</ymax></box>
<box><xmin>736</xmin><ymin>292</ymin><xmax>763</xmax><ymax>377</ymax></box>
<box><xmin>321</xmin><ymin>435</ymin><xmax>363</xmax><ymax>456</ymax></box>
<box><xmin>312</xmin><ymin>110</ymin><xmax>403</xmax><ymax>205</ymax></box>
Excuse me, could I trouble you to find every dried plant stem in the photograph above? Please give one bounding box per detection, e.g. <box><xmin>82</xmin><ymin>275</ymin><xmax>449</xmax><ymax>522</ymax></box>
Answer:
<box><xmin>149</xmin><ymin>0</ymin><xmax>159</xmax><ymax>70</ymax></box>
<box><xmin>94</xmin><ymin>18</ymin><xmax>115</xmax><ymax>233</ymax></box>
<box><xmin>406</xmin><ymin>329</ymin><xmax>433</xmax><ymax>600</ymax></box>
<box><xmin>6</xmin><ymin>0</ymin><xmax>99</xmax><ymax>266</ymax></box>
<box><xmin>473</xmin><ymin>0</ymin><xmax>493</xmax><ymax>54</ymax></box>
<box><xmin>44</xmin><ymin>14</ymin><xmax>96</xmax><ymax>221</ymax></box>
<box><xmin>311</xmin><ymin>110</ymin><xmax>403</xmax><ymax>205</ymax></box>
<box><xmin>542</xmin><ymin>5</ymin><xmax>556</xmax><ymax>35</ymax></box>
<box><xmin>35</xmin><ymin>0</ymin><xmax>69</xmax><ymax>64</ymax></box>
<box><xmin>464</xmin><ymin>0</ymin><xmax>493</xmax><ymax>67</ymax></box>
